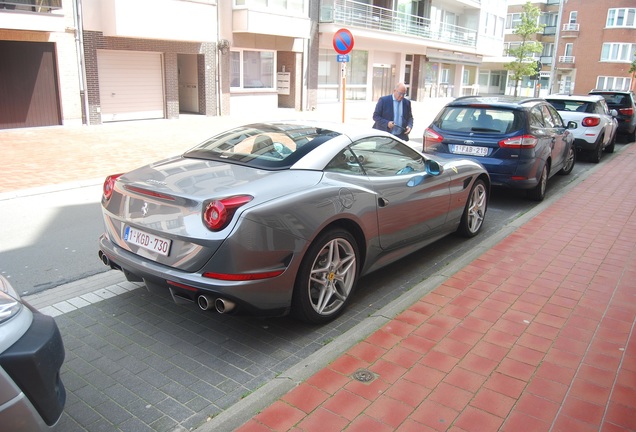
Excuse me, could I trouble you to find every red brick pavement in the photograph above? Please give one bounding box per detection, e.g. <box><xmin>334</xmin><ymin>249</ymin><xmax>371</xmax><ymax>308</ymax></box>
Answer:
<box><xmin>237</xmin><ymin>145</ymin><xmax>636</xmax><ymax>431</ymax></box>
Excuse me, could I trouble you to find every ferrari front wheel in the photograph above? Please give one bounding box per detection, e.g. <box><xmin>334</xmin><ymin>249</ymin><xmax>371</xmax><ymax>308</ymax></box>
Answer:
<box><xmin>457</xmin><ymin>179</ymin><xmax>488</xmax><ymax>238</ymax></box>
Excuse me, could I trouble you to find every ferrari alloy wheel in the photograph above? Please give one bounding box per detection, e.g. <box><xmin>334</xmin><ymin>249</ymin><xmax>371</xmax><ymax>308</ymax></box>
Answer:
<box><xmin>292</xmin><ymin>229</ymin><xmax>358</xmax><ymax>324</ymax></box>
<box><xmin>458</xmin><ymin>179</ymin><xmax>488</xmax><ymax>238</ymax></box>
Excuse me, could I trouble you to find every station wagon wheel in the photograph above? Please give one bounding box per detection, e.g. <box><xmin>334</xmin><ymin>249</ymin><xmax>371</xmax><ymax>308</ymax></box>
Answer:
<box><xmin>559</xmin><ymin>144</ymin><xmax>575</xmax><ymax>175</ymax></box>
<box><xmin>292</xmin><ymin>229</ymin><xmax>359</xmax><ymax>324</ymax></box>
<box><xmin>457</xmin><ymin>179</ymin><xmax>488</xmax><ymax>238</ymax></box>
<box><xmin>528</xmin><ymin>164</ymin><xmax>548</xmax><ymax>201</ymax></box>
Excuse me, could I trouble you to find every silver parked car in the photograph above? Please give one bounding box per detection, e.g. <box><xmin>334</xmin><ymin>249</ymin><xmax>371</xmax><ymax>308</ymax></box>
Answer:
<box><xmin>98</xmin><ymin>121</ymin><xmax>490</xmax><ymax>324</ymax></box>
<box><xmin>0</xmin><ymin>275</ymin><xmax>66</xmax><ymax>431</ymax></box>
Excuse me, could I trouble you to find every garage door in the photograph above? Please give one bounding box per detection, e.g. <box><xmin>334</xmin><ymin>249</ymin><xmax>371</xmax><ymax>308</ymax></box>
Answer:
<box><xmin>97</xmin><ymin>50</ymin><xmax>165</xmax><ymax>122</ymax></box>
<box><xmin>0</xmin><ymin>41</ymin><xmax>61</xmax><ymax>129</ymax></box>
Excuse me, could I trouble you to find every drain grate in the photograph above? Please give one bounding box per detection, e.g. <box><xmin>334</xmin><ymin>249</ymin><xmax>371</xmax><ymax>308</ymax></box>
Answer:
<box><xmin>352</xmin><ymin>369</ymin><xmax>376</xmax><ymax>383</ymax></box>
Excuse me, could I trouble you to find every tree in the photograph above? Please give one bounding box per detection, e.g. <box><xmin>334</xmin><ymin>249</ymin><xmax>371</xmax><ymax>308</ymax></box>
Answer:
<box><xmin>504</xmin><ymin>2</ymin><xmax>545</xmax><ymax>96</ymax></box>
<box><xmin>629</xmin><ymin>49</ymin><xmax>636</xmax><ymax>91</ymax></box>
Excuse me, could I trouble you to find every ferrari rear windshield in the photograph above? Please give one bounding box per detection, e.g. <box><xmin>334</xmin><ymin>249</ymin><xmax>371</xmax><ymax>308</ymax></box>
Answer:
<box><xmin>183</xmin><ymin>123</ymin><xmax>341</xmax><ymax>169</ymax></box>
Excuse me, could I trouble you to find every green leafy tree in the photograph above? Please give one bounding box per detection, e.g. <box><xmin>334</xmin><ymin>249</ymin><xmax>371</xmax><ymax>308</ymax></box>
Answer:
<box><xmin>504</xmin><ymin>2</ymin><xmax>545</xmax><ymax>96</ymax></box>
<box><xmin>629</xmin><ymin>49</ymin><xmax>636</xmax><ymax>91</ymax></box>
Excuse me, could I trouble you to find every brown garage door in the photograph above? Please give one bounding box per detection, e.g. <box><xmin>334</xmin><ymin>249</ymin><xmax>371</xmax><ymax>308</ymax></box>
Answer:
<box><xmin>0</xmin><ymin>41</ymin><xmax>62</xmax><ymax>129</ymax></box>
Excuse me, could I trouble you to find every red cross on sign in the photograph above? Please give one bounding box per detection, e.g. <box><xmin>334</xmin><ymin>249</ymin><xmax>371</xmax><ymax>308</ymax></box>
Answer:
<box><xmin>333</xmin><ymin>28</ymin><xmax>354</xmax><ymax>55</ymax></box>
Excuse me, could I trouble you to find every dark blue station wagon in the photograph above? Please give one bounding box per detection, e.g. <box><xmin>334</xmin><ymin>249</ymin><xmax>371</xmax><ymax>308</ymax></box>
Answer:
<box><xmin>424</xmin><ymin>96</ymin><xmax>576</xmax><ymax>201</ymax></box>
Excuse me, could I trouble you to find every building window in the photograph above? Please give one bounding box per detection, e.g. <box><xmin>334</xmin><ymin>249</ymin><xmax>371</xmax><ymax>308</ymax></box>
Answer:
<box><xmin>318</xmin><ymin>49</ymin><xmax>368</xmax><ymax>100</ymax></box>
<box><xmin>596</xmin><ymin>76</ymin><xmax>632</xmax><ymax>91</ymax></box>
<box><xmin>234</xmin><ymin>0</ymin><xmax>306</xmax><ymax>14</ymax></box>
<box><xmin>230</xmin><ymin>50</ymin><xmax>275</xmax><ymax>89</ymax></box>
<box><xmin>600</xmin><ymin>43</ymin><xmax>636</xmax><ymax>62</ymax></box>
<box><xmin>505</xmin><ymin>13</ymin><xmax>522</xmax><ymax>30</ymax></box>
<box><xmin>569</xmin><ymin>11</ymin><xmax>578</xmax><ymax>23</ymax></box>
<box><xmin>606</xmin><ymin>8</ymin><xmax>636</xmax><ymax>28</ymax></box>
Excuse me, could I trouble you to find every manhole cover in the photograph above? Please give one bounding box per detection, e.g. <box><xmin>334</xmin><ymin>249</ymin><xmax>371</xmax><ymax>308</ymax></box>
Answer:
<box><xmin>352</xmin><ymin>369</ymin><xmax>376</xmax><ymax>383</ymax></box>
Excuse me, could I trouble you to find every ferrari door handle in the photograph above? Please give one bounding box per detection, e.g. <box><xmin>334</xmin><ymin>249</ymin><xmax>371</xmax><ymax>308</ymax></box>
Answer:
<box><xmin>378</xmin><ymin>198</ymin><xmax>389</xmax><ymax>207</ymax></box>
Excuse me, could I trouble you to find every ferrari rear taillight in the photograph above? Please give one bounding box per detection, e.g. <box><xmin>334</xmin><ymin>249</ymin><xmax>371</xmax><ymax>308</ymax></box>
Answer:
<box><xmin>619</xmin><ymin>107</ymin><xmax>634</xmax><ymax>116</ymax></box>
<box><xmin>103</xmin><ymin>174</ymin><xmax>123</xmax><ymax>200</ymax></box>
<box><xmin>203</xmin><ymin>195</ymin><xmax>253</xmax><ymax>231</ymax></box>
<box><xmin>499</xmin><ymin>135</ymin><xmax>538</xmax><ymax>149</ymax></box>
<box><xmin>582</xmin><ymin>117</ymin><xmax>600</xmax><ymax>127</ymax></box>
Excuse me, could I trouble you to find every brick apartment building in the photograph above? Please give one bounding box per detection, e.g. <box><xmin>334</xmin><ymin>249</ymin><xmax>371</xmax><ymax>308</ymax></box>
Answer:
<box><xmin>481</xmin><ymin>0</ymin><xmax>635</xmax><ymax>97</ymax></box>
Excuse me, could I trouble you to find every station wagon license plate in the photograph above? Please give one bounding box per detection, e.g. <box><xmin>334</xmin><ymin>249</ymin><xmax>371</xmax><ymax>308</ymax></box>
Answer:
<box><xmin>124</xmin><ymin>226</ymin><xmax>171</xmax><ymax>256</ymax></box>
<box><xmin>451</xmin><ymin>145</ymin><xmax>489</xmax><ymax>156</ymax></box>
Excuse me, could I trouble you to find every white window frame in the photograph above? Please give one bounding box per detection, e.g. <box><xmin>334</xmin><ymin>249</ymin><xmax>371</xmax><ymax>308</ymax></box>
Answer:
<box><xmin>569</xmin><ymin>11</ymin><xmax>578</xmax><ymax>24</ymax></box>
<box><xmin>233</xmin><ymin>0</ymin><xmax>307</xmax><ymax>14</ymax></box>
<box><xmin>229</xmin><ymin>49</ymin><xmax>276</xmax><ymax>91</ymax></box>
<box><xmin>600</xmin><ymin>43</ymin><xmax>636</xmax><ymax>62</ymax></box>
<box><xmin>606</xmin><ymin>8</ymin><xmax>636</xmax><ymax>28</ymax></box>
<box><xmin>596</xmin><ymin>76</ymin><xmax>632</xmax><ymax>91</ymax></box>
<box><xmin>506</xmin><ymin>13</ymin><xmax>522</xmax><ymax>30</ymax></box>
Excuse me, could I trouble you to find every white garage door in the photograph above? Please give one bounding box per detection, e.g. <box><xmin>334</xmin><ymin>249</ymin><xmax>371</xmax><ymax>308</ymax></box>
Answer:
<box><xmin>97</xmin><ymin>50</ymin><xmax>165</xmax><ymax>122</ymax></box>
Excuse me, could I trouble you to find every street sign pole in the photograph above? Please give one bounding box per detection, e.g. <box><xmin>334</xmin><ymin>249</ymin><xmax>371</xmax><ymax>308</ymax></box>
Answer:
<box><xmin>333</xmin><ymin>28</ymin><xmax>354</xmax><ymax>124</ymax></box>
<box><xmin>341</xmin><ymin>62</ymin><xmax>346</xmax><ymax>123</ymax></box>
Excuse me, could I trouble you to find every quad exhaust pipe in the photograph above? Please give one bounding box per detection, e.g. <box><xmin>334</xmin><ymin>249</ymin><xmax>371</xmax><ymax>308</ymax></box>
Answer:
<box><xmin>197</xmin><ymin>294</ymin><xmax>236</xmax><ymax>314</ymax></box>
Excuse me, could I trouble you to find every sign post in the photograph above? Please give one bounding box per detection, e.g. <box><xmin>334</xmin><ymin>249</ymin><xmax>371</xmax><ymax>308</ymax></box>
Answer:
<box><xmin>333</xmin><ymin>28</ymin><xmax>354</xmax><ymax>123</ymax></box>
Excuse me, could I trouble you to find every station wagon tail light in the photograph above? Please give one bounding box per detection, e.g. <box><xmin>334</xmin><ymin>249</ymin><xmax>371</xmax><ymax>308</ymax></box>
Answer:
<box><xmin>618</xmin><ymin>107</ymin><xmax>634</xmax><ymax>116</ymax></box>
<box><xmin>203</xmin><ymin>195</ymin><xmax>253</xmax><ymax>231</ymax></box>
<box><xmin>103</xmin><ymin>174</ymin><xmax>123</xmax><ymax>200</ymax></box>
<box><xmin>423</xmin><ymin>128</ymin><xmax>443</xmax><ymax>151</ymax></box>
<box><xmin>499</xmin><ymin>135</ymin><xmax>538</xmax><ymax>149</ymax></box>
<box><xmin>582</xmin><ymin>117</ymin><xmax>600</xmax><ymax>127</ymax></box>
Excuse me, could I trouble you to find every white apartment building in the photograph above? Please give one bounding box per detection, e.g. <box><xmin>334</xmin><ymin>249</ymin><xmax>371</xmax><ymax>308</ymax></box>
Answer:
<box><xmin>1</xmin><ymin>0</ymin><xmax>506</xmax><ymax>129</ymax></box>
<box><xmin>318</xmin><ymin>0</ymin><xmax>507</xmax><ymax>102</ymax></box>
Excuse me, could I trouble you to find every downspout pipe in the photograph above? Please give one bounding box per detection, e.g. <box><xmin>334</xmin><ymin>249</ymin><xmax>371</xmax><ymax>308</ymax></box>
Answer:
<box><xmin>72</xmin><ymin>0</ymin><xmax>90</xmax><ymax>125</ymax></box>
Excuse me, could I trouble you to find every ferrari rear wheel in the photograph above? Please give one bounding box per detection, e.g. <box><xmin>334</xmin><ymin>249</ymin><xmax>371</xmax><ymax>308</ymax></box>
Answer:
<box><xmin>292</xmin><ymin>229</ymin><xmax>359</xmax><ymax>324</ymax></box>
<box><xmin>457</xmin><ymin>179</ymin><xmax>487</xmax><ymax>238</ymax></box>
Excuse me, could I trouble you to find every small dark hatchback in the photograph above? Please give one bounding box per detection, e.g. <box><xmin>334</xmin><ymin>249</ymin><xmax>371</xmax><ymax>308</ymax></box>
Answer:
<box><xmin>424</xmin><ymin>96</ymin><xmax>576</xmax><ymax>201</ymax></box>
<box><xmin>588</xmin><ymin>90</ymin><xmax>636</xmax><ymax>143</ymax></box>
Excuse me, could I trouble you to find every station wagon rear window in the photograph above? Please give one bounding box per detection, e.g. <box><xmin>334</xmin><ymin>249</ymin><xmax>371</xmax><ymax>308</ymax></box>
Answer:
<box><xmin>435</xmin><ymin>107</ymin><xmax>520</xmax><ymax>134</ymax></box>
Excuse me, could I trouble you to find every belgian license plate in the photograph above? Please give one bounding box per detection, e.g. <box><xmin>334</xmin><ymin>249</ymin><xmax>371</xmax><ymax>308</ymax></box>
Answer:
<box><xmin>451</xmin><ymin>145</ymin><xmax>489</xmax><ymax>156</ymax></box>
<box><xmin>124</xmin><ymin>226</ymin><xmax>171</xmax><ymax>256</ymax></box>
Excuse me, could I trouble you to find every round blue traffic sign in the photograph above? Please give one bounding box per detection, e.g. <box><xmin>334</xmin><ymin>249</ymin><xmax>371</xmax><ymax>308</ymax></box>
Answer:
<box><xmin>333</xmin><ymin>28</ymin><xmax>354</xmax><ymax>55</ymax></box>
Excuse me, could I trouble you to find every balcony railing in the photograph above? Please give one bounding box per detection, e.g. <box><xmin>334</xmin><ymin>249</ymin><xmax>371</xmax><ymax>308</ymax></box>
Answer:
<box><xmin>562</xmin><ymin>23</ymin><xmax>579</xmax><ymax>31</ymax></box>
<box><xmin>321</xmin><ymin>0</ymin><xmax>477</xmax><ymax>48</ymax></box>
<box><xmin>0</xmin><ymin>0</ymin><xmax>61</xmax><ymax>12</ymax></box>
<box><xmin>558</xmin><ymin>55</ymin><xmax>575</xmax><ymax>63</ymax></box>
<box><xmin>542</xmin><ymin>25</ymin><xmax>556</xmax><ymax>35</ymax></box>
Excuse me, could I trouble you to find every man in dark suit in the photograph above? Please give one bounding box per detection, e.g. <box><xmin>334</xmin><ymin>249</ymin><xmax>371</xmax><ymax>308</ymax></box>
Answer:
<box><xmin>372</xmin><ymin>82</ymin><xmax>414</xmax><ymax>141</ymax></box>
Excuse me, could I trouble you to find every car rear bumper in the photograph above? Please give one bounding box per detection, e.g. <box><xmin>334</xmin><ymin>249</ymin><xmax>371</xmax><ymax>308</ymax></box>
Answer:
<box><xmin>573</xmin><ymin>137</ymin><xmax>598</xmax><ymax>151</ymax></box>
<box><xmin>0</xmin><ymin>311</ymin><xmax>66</xmax><ymax>430</ymax></box>
<box><xmin>98</xmin><ymin>235</ymin><xmax>295</xmax><ymax>316</ymax></box>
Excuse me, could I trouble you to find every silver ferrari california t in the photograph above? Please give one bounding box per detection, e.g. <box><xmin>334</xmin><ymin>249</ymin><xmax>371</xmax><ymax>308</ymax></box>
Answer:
<box><xmin>98</xmin><ymin>121</ymin><xmax>489</xmax><ymax>324</ymax></box>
